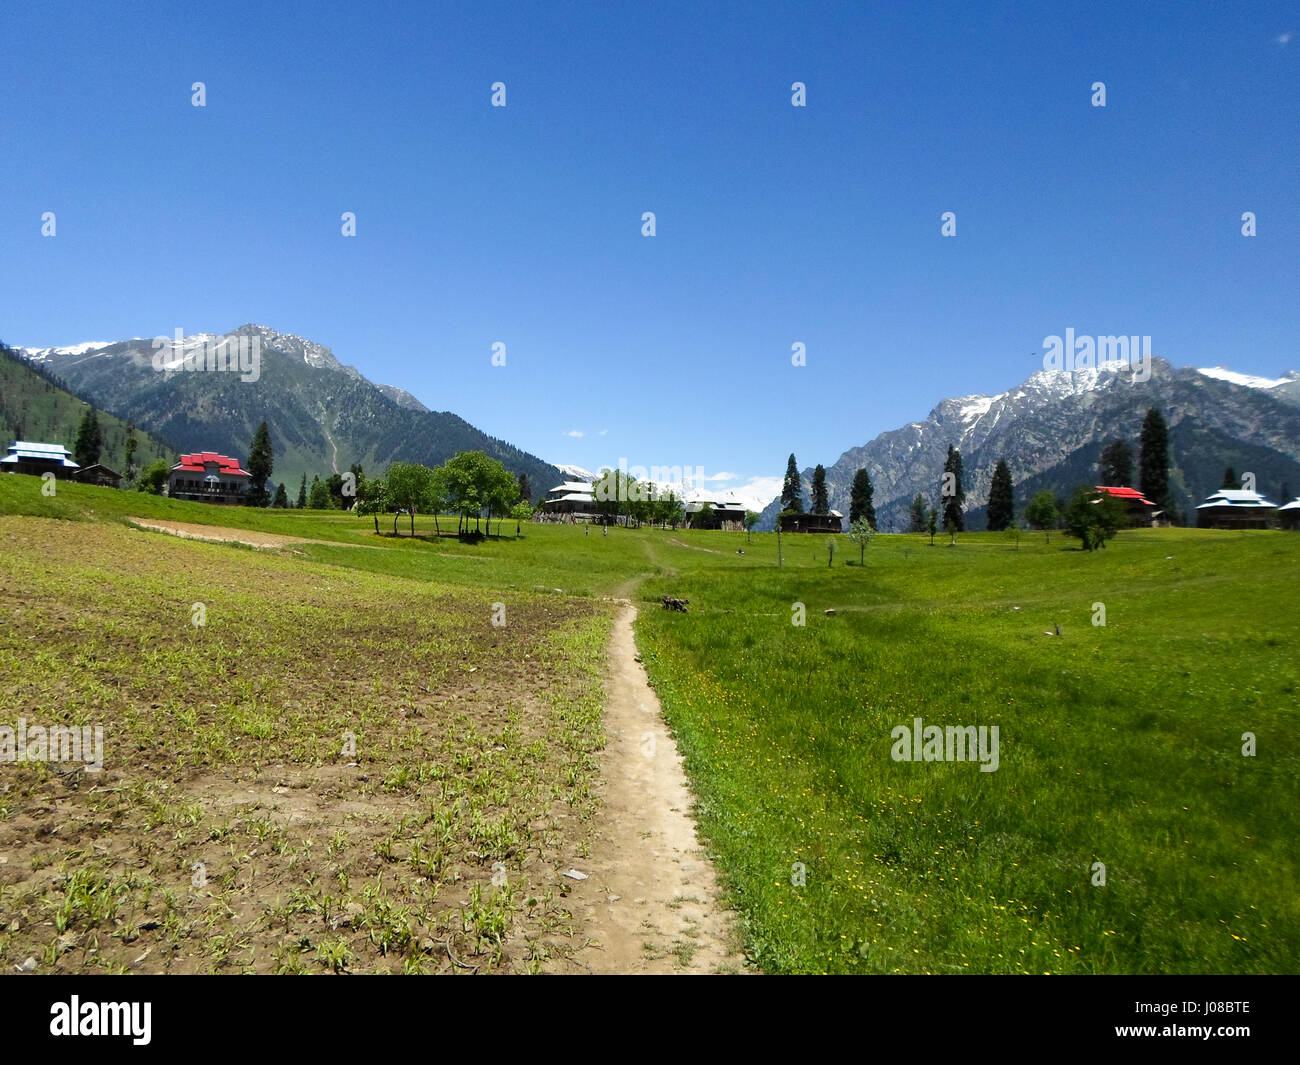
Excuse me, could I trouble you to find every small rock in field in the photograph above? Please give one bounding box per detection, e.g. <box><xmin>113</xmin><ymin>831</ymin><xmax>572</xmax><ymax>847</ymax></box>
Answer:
<box><xmin>563</xmin><ymin>869</ymin><xmax>589</xmax><ymax>881</ymax></box>
<box><xmin>19</xmin><ymin>957</ymin><xmax>36</xmax><ymax>972</ymax></box>
<box><xmin>825</xmin><ymin>609</ymin><xmax>836</xmax><ymax>616</ymax></box>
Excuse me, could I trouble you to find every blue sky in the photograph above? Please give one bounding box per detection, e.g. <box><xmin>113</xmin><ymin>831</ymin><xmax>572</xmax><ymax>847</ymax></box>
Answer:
<box><xmin>2</xmin><ymin>0</ymin><xmax>1296</xmax><ymax>500</ymax></box>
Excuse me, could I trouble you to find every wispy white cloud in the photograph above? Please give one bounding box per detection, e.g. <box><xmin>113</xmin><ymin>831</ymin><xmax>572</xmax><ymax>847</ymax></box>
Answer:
<box><xmin>1278</xmin><ymin>30</ymin><xmax>1293</xmax><ymax>45</ymax></box>
<box><xmin>598</xmin><ymin>428</ymin><xmax>608</xmax><ymax>436</ymax></box>
<box><xmin>700</xmin><ymin>471</ymin><xmax>739</xmax><ymax>482</ymax></box>
<box><xmin>563</xmin><ymin>429</ymin><xmax>584</xmax><ymax>438</ymax></box>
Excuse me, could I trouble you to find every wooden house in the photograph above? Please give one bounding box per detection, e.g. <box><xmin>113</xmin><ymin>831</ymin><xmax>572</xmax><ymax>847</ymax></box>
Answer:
<box><xmin>1</xmin><ymin>441</ymin><xmax>80</xmax><ymax>479</ymax></box>
<box><xmin>1093</xmin><ymin>485</ymin><xmax>1159</xmax><ymax>526</ymax></box>
<box><xmin>167</xmin><ymin>452</ymin><xmax>251</xmax><ymax>504</ymax></box>
<box><xmin>74</xmin><ymin>464</ymin><xmax>123</xmax><ymax>488</ymax></box>
<box><xmin>1195</xmin><ymin>488</ymin><xmax>1278</xmax><ymax>529</ymax></box>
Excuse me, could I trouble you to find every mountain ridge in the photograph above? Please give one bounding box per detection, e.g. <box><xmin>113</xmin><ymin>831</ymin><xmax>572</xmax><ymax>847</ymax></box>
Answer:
<box><xmin>17</xmin><ymin>324</ymin><xmax>560</xmax><ymax>500</ymax></box>
<box><xmin>758</xmin><ymin>358</ymin><xmax>1300</xmax><ymax>531</ymax></box>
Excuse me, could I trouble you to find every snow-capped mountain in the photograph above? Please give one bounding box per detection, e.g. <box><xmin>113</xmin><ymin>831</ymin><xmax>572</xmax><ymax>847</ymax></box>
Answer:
<box><xmin>18</xmin><ymin>324</ymin><xmax>425</xmax><ymax>407</ymax></box>
<box><xmin>759</xmin><ymin>358</ymin><xmax>1300</xmax><ymax>531</ymax></box>
<box><xmin>16</xmin><ymin>324</ymin><xmax>560</xmax><ymax>496</ymax></box>
<box><xmin>552</xmin><ymin>464</ymin><xmax>597</xmax><ymax>483</ymax></box>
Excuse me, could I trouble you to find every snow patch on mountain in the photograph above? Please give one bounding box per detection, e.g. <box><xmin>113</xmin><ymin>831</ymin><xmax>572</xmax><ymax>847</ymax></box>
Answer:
<box><xmin>1197</xmin><ymin>366</ymin><xmax>1290</xmax><ymax>390</ymax></box>
<box><xmin>20</xmin><ymin>341</ymin><xmax>116</xmax><ymax>360</ymax></box>
<box><xmin>553</xmin><ymin>464</ymin><xmax>597</xmax><ymax>483</ymax></box>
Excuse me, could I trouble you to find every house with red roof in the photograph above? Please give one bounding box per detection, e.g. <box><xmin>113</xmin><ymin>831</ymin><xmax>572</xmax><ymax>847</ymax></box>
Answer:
<box><xmin>1094</xmin><ymin>485</ymin><xmax>1160</xmax><ymax>527</ymax></box>
<box><xmin>167</xmin><ymin>452</ymin><xmax>251</xmax><ymax>504</ymax></box>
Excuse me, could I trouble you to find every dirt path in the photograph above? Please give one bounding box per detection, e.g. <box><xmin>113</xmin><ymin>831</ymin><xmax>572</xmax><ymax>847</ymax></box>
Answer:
<box><xmin>552</xmin><ymin>602</ymin><xmax>749</xmax><ymax>974</ymax></box>
<box><xmin>129</xmin><ymin>519</ymin><xmax>374</xmax><ymax>551</ymax></box>
<box><xmin>667</xmin><ymin>536</ymin><xmax>725</xmax><ymax>554</ymax></box>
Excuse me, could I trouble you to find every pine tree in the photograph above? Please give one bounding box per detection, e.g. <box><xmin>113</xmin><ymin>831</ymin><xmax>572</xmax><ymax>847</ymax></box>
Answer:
<box><xmin>124</xmin><ymin>425</ymin><xmax>138</xmax><ymax>481</ymax></box>
<box><xmin>849</xmin><ymin>469</ymin><xmax>875</xmax><ymax>527</ymax></box>
<box><xmin>811</xmin><ymin>465</ymin><xmax>829</xmax><ymax>515</ymax></box>
<box><xmin>781</xmin><ymin>454</ymin><xmax>804</xmax><ymax>512</ymax></box>
<box><xmin>986</xmin><ymin>459</ymin><xmax>1014</xmax><ymax>531</ymax></box>
<box><xmin>297</xmin><ymin>473</ymin><xmax>308</xmax><ymax>508</ymax></box>
<box><xmin>1138</xmin><ymin>408</ymin><xmax>1170</xmax><ymax>512</ymax></box>
<box><xmin>908</xmin><ymin>493</ymin><xmax>927</xmax><ymax>533</ymax></box>
<box><xmin>942</xmin><ymin>445</ymin><xmax>965</xmax><ymax>534</ymax></box>
<box><xmin>1221</xmin><ymin>466</ymin><xmax>1237</xmax><ymax>489</ymax></box>
<box><xmin>273</xmin><ymin>483</ymin><xmax>288</xmax><ymax>508</ymax></box>
<box><xmin>1098</xmin><ymin>439</ymin><xmax>1134</xmax><ymax>486</ymax></box>
<box><xmin>73</xmin><ymin>408</ymin><xmax>102</xmax><ymax>469</ymax></box>
<box><xmin>517</xmin><ymin>473</ymin><xmax>532</xmax><ymax>503</ymax></box>
<box><xmin>246</xmin><ymin>421</ymin><xmax>274</xmax><ymax>507</ymax></box>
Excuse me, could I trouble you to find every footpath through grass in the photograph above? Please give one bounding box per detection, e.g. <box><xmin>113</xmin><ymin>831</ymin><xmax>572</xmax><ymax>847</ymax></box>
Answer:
<box><xmin>3</xmin><ymin>474</ymin><xmax>1296</xmax><ymax>975</ymax></box>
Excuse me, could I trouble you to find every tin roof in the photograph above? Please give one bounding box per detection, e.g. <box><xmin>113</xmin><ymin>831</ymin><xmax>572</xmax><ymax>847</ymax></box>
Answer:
<box><xmin>2</xmin><ymin>441</ymin><xmax>80</xmax><ymax>468</ymax></box>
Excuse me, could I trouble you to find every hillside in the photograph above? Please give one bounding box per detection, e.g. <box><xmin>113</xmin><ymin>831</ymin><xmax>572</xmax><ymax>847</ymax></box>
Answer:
<box><xmin>760</xmin><ymin>359</ymin><xmax>1300</xmax><ymax>531</ymax></box>
<box><xmin>19</xmin><ymin>325</ymin><xmax>562</xmax><ymax>499</ymax></box>
<box><xmin>0</xmin><ymin>342</ymin><xmax>176</xmax><ymax>479</ymax></box>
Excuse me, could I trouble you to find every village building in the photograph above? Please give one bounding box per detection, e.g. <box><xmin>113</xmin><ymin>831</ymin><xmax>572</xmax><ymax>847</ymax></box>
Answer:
<box><xmin>1</xmin><ymin>440</ymin><xmax>80</xmax><ymax>479</ymax></box>
<box><xmin>1093</xmin><ymin>485</ymin><xmax>1160</xmax><ymax>526</ymax></box>
<box><xmin>778</xmin><ymin>509</ymin><xmax>845</xmax><ymax>534</ymax></box>
<box><xmin>1276</xmin><ymin>498</ymin><xmax>1300</xmax><ymax>530</ymax></box>
<box><xmin>73</xmin><ymin>463</ymin><xmax>123</xmax><ymax>488</ymax></box>
<box><xmin>683</xmin><ymin>489</ymin><xmax>747</xmax><ymax>531</ymax></box>
<box><xmin>166</xmin><ymin>452</ymin><xmax>250</xmax><ymax>504</ymax></box>
<box><xmin>538</xmin><ymin>480</ymin><xmax>598</xmax><ymax>520</ymax></box>
<box><xmin>1195</xmin><ymin>488</ymin><xmax>1278</xmax><ymax>529</ymax></box>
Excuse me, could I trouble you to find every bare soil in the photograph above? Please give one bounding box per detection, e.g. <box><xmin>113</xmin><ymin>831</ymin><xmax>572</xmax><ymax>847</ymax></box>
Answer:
<box><xmin>548</xmin><ymin>603</ymin><xmax>749</xmax><ymax>973</ymax></box>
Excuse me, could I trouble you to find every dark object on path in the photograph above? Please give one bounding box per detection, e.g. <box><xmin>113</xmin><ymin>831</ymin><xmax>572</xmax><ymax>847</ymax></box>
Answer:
<box><xmin>662</xmin><ymin>596</ymin><xmax>690</xmax><ymax>613</ymax></box>
<box><xmin>737</xmin><ymin>548</ymin><xmax>744</xmax><ymax>554</ymax></box>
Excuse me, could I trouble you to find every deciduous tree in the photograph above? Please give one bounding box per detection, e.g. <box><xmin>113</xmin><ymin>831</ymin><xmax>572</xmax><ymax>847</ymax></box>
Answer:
<box><xmin>1025</xmin><ymin>490</ymin><xmax>1058</xmax><ymax>543</ymax></box>
<box><xmin>847</xmin><ymin>515</ymin><xmax>875</xmax><ymax>565</ymax></box>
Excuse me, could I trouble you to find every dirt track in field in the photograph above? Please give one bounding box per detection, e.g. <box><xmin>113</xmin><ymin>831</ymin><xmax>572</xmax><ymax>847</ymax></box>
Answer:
<box><xmin>129</xmin><ymin>519</ymin><xmax>373</xmax><ymax>550</ymax></box>
<box><xmin>551</xmin><ymin>603</ymin><xmax>748</xmax><ymax>974</ymax></box>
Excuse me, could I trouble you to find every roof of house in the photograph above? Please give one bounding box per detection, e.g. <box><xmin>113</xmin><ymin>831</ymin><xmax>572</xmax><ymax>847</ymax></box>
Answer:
<box><xmin>172</xmin><ymin>452</ymin><xmax>250</xmax><ymax>476</ymax></box>
<box><xmin>2</xmin><ymin>441</ymin><xmax>80</xmax><ymax>468</ymax></box>
<box><xmin>1196</xmin><ymin>489</ymin><xmax>1277</xmax><ymax>509</ymax></box>
<box><xmin>77</xmin><ymin>464</ymin><xmax>122</xmax><ymax>478</ymax></box>
<box><xmin>1095</xmin><ymin>485</ymin><xmax>1155</xmax><ymax>505</ymax></box>
<box><xmin>684</xmin><ymin>489</ymin><xmax>746</xmax><ymax>511</ymax></box>
<box><xmin>548</xmin><ymin>481</ymin><xmax>596</xmax><ymax>495</ymax></box>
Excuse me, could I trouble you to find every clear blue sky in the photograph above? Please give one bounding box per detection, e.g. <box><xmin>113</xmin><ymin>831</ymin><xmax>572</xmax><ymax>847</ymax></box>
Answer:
<box><xmin>2</xmin><ymin>1</ymin><xmax>1296</xmax><ymax>495</ymax></box>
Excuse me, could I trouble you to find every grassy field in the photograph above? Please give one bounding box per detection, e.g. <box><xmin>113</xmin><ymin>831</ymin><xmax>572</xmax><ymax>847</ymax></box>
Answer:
<box><xmin>635</xmin><ymin>527</ymin><xmax>1300</xmax><ymax>974</ymax></box>
<box><xmin>1</xmin><ymin>473</ymin><xmax>1296</xmax><ymax>974</ymax></box>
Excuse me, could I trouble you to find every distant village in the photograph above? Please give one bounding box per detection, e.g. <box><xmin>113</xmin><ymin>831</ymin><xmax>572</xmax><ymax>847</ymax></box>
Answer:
<box><xmin>6</xmin><ymin>437</ymin><xmax>1300</xmax><ymax>532</ymax></box>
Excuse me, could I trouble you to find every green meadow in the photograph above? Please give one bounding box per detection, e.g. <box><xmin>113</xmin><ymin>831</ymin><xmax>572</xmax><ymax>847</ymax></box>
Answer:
<box><xmin>1</xmin><ymin>474</ymin><xmax>1296</xmax><ymax>974</ymax></box>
